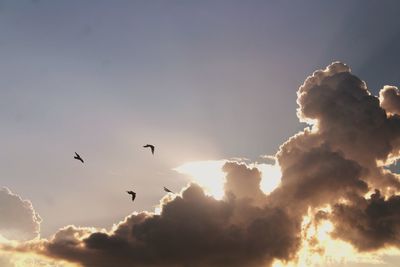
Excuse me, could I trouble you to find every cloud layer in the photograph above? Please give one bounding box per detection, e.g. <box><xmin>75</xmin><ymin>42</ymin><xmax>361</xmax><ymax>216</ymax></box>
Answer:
<box><xmin>3</xmin><ymin>62</ymin><xmax>400</xmax><ymax>266</ymax></box>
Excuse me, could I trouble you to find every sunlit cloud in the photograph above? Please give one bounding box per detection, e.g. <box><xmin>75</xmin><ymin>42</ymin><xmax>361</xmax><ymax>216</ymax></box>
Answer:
<box><xmin>273</xmin><ymin>213</ymin><xmax>400</xmax><ymax>267</ymax></box>
<box><xmin>0</xmin><ymin>235</ymin><xmax>75</xmax><ymax>267</ymax></box>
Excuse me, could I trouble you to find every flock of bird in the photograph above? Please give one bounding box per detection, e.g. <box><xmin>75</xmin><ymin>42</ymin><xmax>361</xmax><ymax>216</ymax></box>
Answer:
<box><xmin>74</xmin><ymin>144</ymin><xmax>174</xmax><ymax>203</ymax></box>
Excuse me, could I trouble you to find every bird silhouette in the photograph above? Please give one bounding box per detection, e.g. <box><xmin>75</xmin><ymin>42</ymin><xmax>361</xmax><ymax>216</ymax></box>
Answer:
<box><xmin>127</xmin><ymin>191</ymin><xmax>136</xmax><ymax>202</ymax></box>
<box><xmin>143</xmin><ymin>144</ymin><xmax>155</xmax><ymax>155</ymax></box>
<box><xmin>74</xmin><ymin>152</ymin><xmax>84</xmax><ymax>163</ymax></box>
<box><xmin>164</xmin><ymin>187</ymin><xmax>174</xmax><ymax>193</ymax></box>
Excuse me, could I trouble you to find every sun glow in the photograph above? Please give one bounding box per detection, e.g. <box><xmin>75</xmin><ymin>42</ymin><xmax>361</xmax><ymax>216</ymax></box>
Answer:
<box><xmin>0</xmin><ymin>252</ymin><xmax>77</xmax><ymax>267</ymax></box>
<box><xmin>174</xmin><ymin>159</ymin><xmax>283</xmax><ymax>199</ymax></box>
<box><xmin>273</xmin><ymin>211</ymin><xmax>399</xmax><ymax>267</ymax></box>
<box><xmin>174</xmin><ymin>160</ymin><xmax>400</xmax><ymax>266</ymax></box>
<box><xmin>174</xmin><ymin>160</ymin><xmax>227</xmax><ymax>199</ymax></box>
<box><xmin>0</xmin><ymin>234</ymin><xmax>78</xmax><ymax>267</ymax></box>
<box><xmin>256</xmin><ymin>163</ymin><xmax>282</xmax><ymax>194</ymax></box>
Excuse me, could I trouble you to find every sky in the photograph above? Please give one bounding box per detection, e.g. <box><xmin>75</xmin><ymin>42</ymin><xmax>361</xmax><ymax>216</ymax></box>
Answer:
<box><xmin>2</xmin><ymin>1</ymin><xmax>400</xmax><ymax>266</ymax></box>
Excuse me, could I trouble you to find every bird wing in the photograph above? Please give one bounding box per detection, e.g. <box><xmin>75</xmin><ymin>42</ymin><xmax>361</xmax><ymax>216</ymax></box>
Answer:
<box><xmin>74</xmin><ymin>153</ymin><xmax>84</xmax><ymax>163</ymax></box>
<box><xmin>151</xmin><ymin>146</ymin><xmax>155</xmax><ymax>154</ymax></box>
<box><xmin>132</xmin><ymin>193</ymin><xmax>136</xmax><ymax>201</ymax></box>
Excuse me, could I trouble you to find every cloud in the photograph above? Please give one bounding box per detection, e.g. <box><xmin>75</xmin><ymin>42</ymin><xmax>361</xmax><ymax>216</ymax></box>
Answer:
<box><xmin>271</xmin><ymin>139</ymin><xmax>368</xmax><ymax>216</ymax></box>
<box><xmin>0</xmin><ymin>187</ymin><xmax>41</xmax><ymax>241</ymax></box>
<box><xmin>10</xmin><ymin>180</ymin><xmax>299</xmax><ymax>267</ymax></box>
<box><xmin>297</xmin><ymin>62</ymin><xmax>400</xmax><ymax>190</ymax></box>
<box><xmin>223</xmin><ymin>162</ymin><xmax>267</xmax><ymax>206</ymax></box>
<box><xmin>0</xmin><ymin>188</ymin><xmax>48</xmax><ymax>266</ymax></box>
<box><xmin>379</xmin><ymin>85</ymin><xmax>400</xmax><ymax>115</ymax></box>
<box><xmin>282</xmin><ymin>62</ymin><xmax>400</xmax><ymax>253</ymax></box>
<box><xmin>4</xmin><ymin>62</ymin><xmax>400</xmax><ymax>266</ymax></box>
<box><xmin>330</xmin><ymin>189</ymin><xmax>400</xmax><ymax>251</ymax></box>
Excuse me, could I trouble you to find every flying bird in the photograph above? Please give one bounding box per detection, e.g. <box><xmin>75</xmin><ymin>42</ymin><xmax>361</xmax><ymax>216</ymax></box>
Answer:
<box><xmin>127</xmin><ymin>191</ymin><xmax>136</xmax><ymax>202</ymax></box>
<box><xmin>143</xmin><ymin>144</ymin><xmax>155</xmax><ymax>155</ymax></box>
<box><xmin>74</xmin><ymin>152</ymin><xmax>84</xmax><ymax>163</ymax></box>
<box><xmin>164</xmin><ymin>187</ymin><xmax>174</xmax><ymax>193</ymax></box>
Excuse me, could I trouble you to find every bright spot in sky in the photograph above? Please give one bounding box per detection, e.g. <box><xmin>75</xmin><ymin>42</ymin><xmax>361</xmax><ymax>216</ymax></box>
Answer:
<box><xmin>174</xmin><ymin>159</ymin><xmax>282</xmax><ymax>199</ymax></box>
<box><xmin>0</xmin><ymin>234</ymin><xmax>10</xmax><ymax>244</ymax></box>
<box><xmin>174</xmin><ymin>160</ymin><xmax>226</xmax><ymax>199</ymax></box>
<box><xmin>256</xmin><ymin>163</ymin><xmax>282</xmax><ymax>194</ymax></box>
<box><xmin>273</xmin><ymin>211</ymin><xmax>396</xmax><ymax>267</ymax></box>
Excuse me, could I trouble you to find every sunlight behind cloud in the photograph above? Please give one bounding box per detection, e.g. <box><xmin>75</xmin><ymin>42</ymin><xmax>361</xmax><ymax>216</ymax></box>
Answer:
<box><xmin>256</xmin><ymin>163</ymin><xmax>282</xmax><ymax>194</ymax></box>
<box><xmin>174</xmin><ymin>159</ymin><xmax>283</xmax><ymax>199</ymax></box>
<box><xmin>0</xmin><ymin>235</ymin><xmax>9</xmax><ymax>245</ymax></box>
<box><xmin>174</xmin><ymin>160</ymin><xmax>227</xmax><ymax>199</ymax></box>
<box><xmin>5</xmin><ymin>253</ymin><xmax>75</xmax><ymax>267</ymax></box>
<box><xmin>272</xmin><ymin>214</ymin><xmax>400</xmax><ymax>267</ymax></box>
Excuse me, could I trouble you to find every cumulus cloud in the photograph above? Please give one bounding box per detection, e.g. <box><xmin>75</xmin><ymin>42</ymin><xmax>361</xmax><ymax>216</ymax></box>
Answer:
<box><xmin>297</xmin><ymin>62</ymin><xmax>400</xmax><ymax>190</ymax></box>
<box><xmin>4</xmin><ymin>62</ymin><xmax>400</xmax><ymax>266</ymax></box>
<box><xmin>0</xmin><ymin>187</ymin><xmax>41</xmax><ymax>241</ymax></box>
<box><xmin>289</xmin><ymin>62</ymin><xmax>400</xmax><ymax>254</ymax></box>
<box><xmin>8</xmin><ymin>180</ymin><xmax>299</xmax><ymax>267</ymax></box>
<box><xmin>329</xmin><ymin>190</ymin><xmax>400</xmax><ymax>251</ymax></box>
<box><xmin>380</xmin><ymin>85</ymin><xmax>400</xmax><ymax>115</ymax></box>
<box><xmin>271</xmin><ymin>139</ymin><xmax>368</xmax><ymax>216</ymax></box>
<box><xmin>223</xmin><ymin>162</ymin><xmax>267</xmax><ymax>206</ymax></box>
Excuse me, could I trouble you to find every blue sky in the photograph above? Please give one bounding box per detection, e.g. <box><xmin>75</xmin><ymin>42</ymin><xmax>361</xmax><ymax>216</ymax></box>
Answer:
<box><xmin>1</xmin><ymin>0</ymin><xmax>400</xmax><ymax>247</ymax></box>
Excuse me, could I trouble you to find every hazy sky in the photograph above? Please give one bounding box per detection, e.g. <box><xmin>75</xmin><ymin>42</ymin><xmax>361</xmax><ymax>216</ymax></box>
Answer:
<box><xmin>2</xmin><ymin>1</ymin><xmax>400</xmax><ymax>266</ymax></box>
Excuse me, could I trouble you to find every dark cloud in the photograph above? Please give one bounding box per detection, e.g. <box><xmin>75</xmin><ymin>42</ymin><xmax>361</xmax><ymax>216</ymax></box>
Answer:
<box><xmin>297</xmin><ymin>62</ymin><xmax>400</xmax><ymax>190</ymax></box>
<box><xmin>292</xmin><ymin>62</ymin><xmax>400</xmax><ymax>252</ymax></box>
<box><xmin>6</xmin><ymin>62</ymin><xmax>400</xmax><ymax>266</ymax></box>
<box><xmin>0</xmin><ymin>187</ymin><xmax>41</xmax><ymax>241</ymax></box>
<box><xmin>223</xmin><ymin>162</ymin><xmax>267</xmax><ymax>206</ymax></box>
<box><xmin>271</xmin><ymin>137</ymin><xmax>368</xmax><ymax>215</ymax></box>
<box><xmin>19</xmin><ymin>181</ymin><xmax>299</xmax><ymax>267</ymax></box>
<box><xmin>330</xmin><ymin>190</ymin><xmax>400</xmax><ymax>251</ymax></box>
